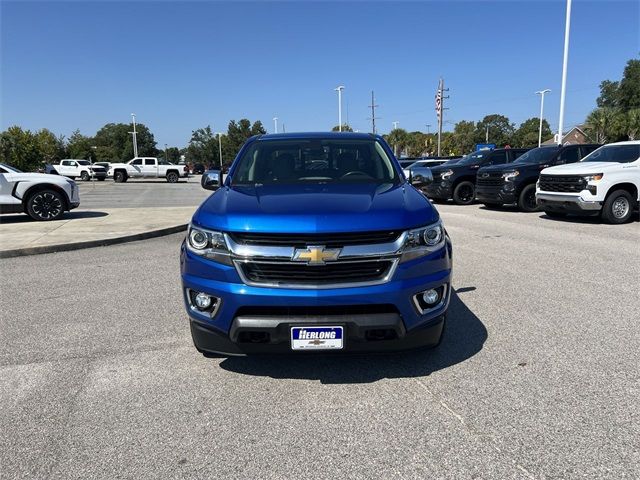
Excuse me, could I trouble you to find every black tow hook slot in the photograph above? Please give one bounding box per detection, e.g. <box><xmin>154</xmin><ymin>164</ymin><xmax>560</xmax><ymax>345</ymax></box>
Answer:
<box><xmin>365</xmin><ymin>329</ymin><xmax>397</xmax><ymax>341</ymax></box>
<box><xmin>238</xmin><ymin>331</ymin><xmax>270</xmax><ymax>344</ymax></box>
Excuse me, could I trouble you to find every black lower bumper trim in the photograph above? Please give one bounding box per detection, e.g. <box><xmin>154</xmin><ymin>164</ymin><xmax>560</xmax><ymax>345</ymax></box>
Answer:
<box><xmin>190</xmin><ymin>314</ymin><xmax>445</xmax><ymax>356</ymax></box>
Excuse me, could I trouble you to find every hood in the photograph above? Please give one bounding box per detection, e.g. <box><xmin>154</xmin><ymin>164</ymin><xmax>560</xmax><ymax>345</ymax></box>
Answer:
<box><xmin>541</xmin><ymin>162</ymin><xmax>629</xmax><ymax>175</ymax></box>
<box><xmin>192</xmin><ymin>183</ymin><xmax>438</xmax><ymax>234</ymax></box>
<box><xmin>11</xmin><ymin>172</ymin><xmax>71</xmax><ymax>183</ymax></box>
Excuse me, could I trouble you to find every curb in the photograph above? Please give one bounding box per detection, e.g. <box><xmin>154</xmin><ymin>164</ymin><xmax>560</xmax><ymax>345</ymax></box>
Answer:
<box><xmin>0</xmin><ymin>224</ymin><xmax>188</xmax><ymax>259</ymax></box>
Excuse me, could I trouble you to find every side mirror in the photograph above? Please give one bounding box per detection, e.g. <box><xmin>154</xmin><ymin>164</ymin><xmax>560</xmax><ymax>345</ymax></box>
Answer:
<box><xmin>201</xmin><ymin>169</ymin><xmax>221</xmax><ymax>190</ymax></box>
<box><xmin>409</xmin><ymin>167</ymin><xmax>433</xmax><ymax>187</ymax></box>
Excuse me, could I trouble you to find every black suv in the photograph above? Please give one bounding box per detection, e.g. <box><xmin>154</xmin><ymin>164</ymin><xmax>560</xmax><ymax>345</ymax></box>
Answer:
<box><xmin>475</xmin><ymin>144</ymin><xmax>600</xmax><ymax>212</ymax></box>
<box><xmin>426</xmin><ymin>148</ymin><xmax>529</xmax><ymax>204</ymax></box>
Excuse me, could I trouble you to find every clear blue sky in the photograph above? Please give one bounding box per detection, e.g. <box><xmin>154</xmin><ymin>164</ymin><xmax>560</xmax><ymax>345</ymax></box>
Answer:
<box><xmin>1</xmin><ymin>0</ymin><xmax>638</xmax><ymax>147</ymax></box>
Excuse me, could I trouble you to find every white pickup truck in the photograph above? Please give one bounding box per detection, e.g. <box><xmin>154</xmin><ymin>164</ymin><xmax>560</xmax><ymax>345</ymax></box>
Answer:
<box><xmin>55</xmin><ymin>159</ymin><xmax>107</xmax><ymax>181</ymax></box>
<box><xmin>107</xmin><ymin>157</ymin><xmax>188</xmax><ymax>183</ymax></box>
<box><xmin>536</xmin><ymin>141</ymin><xmax>640</xmax><ymax>224</ymax></box>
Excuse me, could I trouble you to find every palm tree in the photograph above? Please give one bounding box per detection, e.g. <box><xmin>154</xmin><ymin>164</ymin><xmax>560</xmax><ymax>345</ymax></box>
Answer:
<box><xmin>585</xmin><ymin>108</ymin><xmax>616</xmax><ymax>143</ymax></box>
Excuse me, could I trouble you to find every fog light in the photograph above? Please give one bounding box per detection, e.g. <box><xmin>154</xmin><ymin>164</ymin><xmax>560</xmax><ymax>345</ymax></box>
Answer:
<box><xmin>194</xmin><ymin>292</ymin><xmax>212</xmax><ymax>310</ymax></box>
<box><xmin>422</xmin><ymin>289</ymin><xmax>440</xmax><ymax>306</ymax></box>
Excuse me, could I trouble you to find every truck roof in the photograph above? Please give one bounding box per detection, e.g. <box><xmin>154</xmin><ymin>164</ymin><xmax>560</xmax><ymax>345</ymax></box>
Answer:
<box><xmin>256</xmin><ymin>132</ymin><xmax>377</xmax><ymax>141</ymax></box>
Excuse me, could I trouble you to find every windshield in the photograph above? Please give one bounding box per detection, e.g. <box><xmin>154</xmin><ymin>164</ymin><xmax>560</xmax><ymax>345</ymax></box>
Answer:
<box><xmin>582</xmin><ymin>144</ymin><xmax>640</xmax><ymax>163</ymax></box>
<box><xmin>0</xmin><ymin>163</ymin><xmax>22</xmax><ymax>173</ymax></box>
<box><xmin>231</xmin><ymin>139</ymin><xmax>399</xmax><ymax>185</ymax></box>
<box><xmin>513</xmin><ymin>146</ymin><xmax>560</xmax><ymax>164</ymax></box>
<box><xmin>456</xmin><ymin>151</ymin><xmax>489</xmax><ymax>166</ymax></box>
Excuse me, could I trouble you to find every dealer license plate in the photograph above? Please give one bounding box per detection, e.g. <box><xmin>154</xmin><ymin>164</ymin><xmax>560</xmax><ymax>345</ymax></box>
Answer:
<box><xmin>290</xmin><ymin>326</ymin><xmax>344</xmax><ymax>351</ymax></box>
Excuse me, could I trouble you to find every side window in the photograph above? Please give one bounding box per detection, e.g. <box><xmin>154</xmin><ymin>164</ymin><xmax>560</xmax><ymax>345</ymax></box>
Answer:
<box><xmin>512</xmin><ymin>150</ymin><xmax>526</xmax><ymax>161</ymax></box>
<box><xmin>558</xmin><ymin>147</ymin><xmax>580</xmax><ymax>164</ymax></box>
<box><xmin>0</xmin><ymin>167</ymin><xmax>7</xmax><ymax>173</ymax></box>
<box><xmin>580</xmin><ymin>145</ymin><xmax>598</xmax><ymax>158</ymax></box>
<box><xmin>144</xmin><ymin>159</ymin><xmax>155</xmax><ymax>165</ymax></box>
<box><xmin>61</xmin><ymin>160</ymin><xmax>70</xmax><ymax>166</ymax></box>
<box><xmin>71</xmin><ymin>161</ymin><xmax>77</xmax><ymax>167</ymax></box>
<box><xmin>132</xmin><ymin>159</ymin><xmax>142</xmax><ymax>165</ymax></box>
<box><xmin>489</xmin><ymin>151</ymin><xmax>507</xmax><ymax>165</ymax></box>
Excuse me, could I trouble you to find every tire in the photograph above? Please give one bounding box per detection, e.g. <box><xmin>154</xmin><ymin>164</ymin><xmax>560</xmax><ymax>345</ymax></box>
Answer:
<box><xmin>114</xmin><ymin>170</ymin><xmax>126</xmax><ymax>183</ymax></box>
<box><xmin>601</xmin><ymin>189</ymin><xmax>634</xmax><ymax>224</ymax></box>
<box><xmin>544</xmin><ymin>211</ymin><xmax>567</xmax><ymax>219</ymax></box>
<box><xmin>166</xmin><ymin>171</ymin><xmax>179</xmax><ymax>183</ymax></box>
<box><xmin>80</xmin><ymin>171</ymin><xmax>90</xmax><ymax>181</ymax></box>
<box><xmin>452</xmin><ymin>181</ymin><xmax>475</xmax><ymax>205</ymax></box>
<box><xmin>26</xmin><ymin>189</ymin><xmax>66</xmax><ymax>221</ymax></box>
<box><xmin>518</xmin><ymin>184</ymin><xmax>540</xmax><ymax>212</ymax></box>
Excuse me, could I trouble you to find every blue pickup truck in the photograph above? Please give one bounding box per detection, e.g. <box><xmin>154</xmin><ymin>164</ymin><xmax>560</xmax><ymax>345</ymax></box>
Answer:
<box><xmin>180</xmin><ymin>132</ymin><xmax>452</xmax><ymax>355</ymax></box>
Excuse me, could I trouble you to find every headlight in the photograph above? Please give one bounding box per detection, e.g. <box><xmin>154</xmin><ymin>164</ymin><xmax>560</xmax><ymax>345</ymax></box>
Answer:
<box><xmin>400</xmin><ymin>220</ymin><xmax>445</xmax><ymax>262</ymax></box>
<box><xmin>186</xmin><ymin>224</ymin><xmax>232</xmax><ymax>265</ymax></box>
<box><xmin>440</xmin><ymin>169</ymin><xmax>454</xmax><ymax>180</ymax></box>
<box><xmin>503</xmin><ymin>170</ymin><xmax>519</xmax><ymax>181</ymax></box>
<box><xmin>583</xmin><ymin>173</ymin><xmax>603</xmax><ymax>182</ymax></box>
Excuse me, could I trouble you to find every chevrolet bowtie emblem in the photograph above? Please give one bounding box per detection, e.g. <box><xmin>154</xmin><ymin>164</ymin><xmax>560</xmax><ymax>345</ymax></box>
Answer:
<box><xmin>292</xmin><ymin>246</ymin><xmax>341</xmax><ymax>265</ymax></box>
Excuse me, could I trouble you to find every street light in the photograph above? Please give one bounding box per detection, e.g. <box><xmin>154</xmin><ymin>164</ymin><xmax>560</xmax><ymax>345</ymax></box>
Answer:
<box><xmin>536</xmin><ymin>89</ymin><xmax>551</xmax><ymax>147</ymax></box>
<box><xmin>164</xmin><ymin>143</ymin><xmax>169</xmax><ymax>161</ymax></box>
<box><xmin>557</xmin><ymin>0</ymin><xmax>572</xmax><ymax>145</ymax></box>
<box><xmin>217</xmin><ymin>133</ymin><xmax>223</xmax><ymax>172</ymax></box>
<box><xmin>334</xmin><ymin>85</ymin><xmax>345</xmax><ymax>131</ymax></box>
<box><xmin>130</xmin><ymin>113</ymin><xmax>138</xmax><ymax>158</ymax></box>
<box><xmin>273</xmin><ymin>117</ymin><xmax>278</xmax><ymax>134</ymax></box>
<box><xmin>392</xmin><ymin>121</ymin><xmax>399</xmax><ymax>130</ymax></box>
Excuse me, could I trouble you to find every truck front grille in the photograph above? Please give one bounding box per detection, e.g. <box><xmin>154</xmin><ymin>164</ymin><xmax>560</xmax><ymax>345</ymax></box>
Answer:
<box><xmin>539</xmin><ymin>175</ymin><xmax>586</xmax><ymax>193</ymax></box>
<box><xmin>229</xmin><ymin>230</ymin><xmax>400</xmax><ymax>248</ymax></box>
<box><xmin>237</xmin><ymin>259</ymin><xmax>395</xmax><ymax>287</ymax></box>
<box><xmin>477</xmin><ymin>173</ymin><xmax>504</xmax><ymax>187</ymax></box>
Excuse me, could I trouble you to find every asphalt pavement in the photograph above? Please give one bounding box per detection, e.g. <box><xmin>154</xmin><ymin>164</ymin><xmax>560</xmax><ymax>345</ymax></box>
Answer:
<box><xmin>0</xmin><ymin>204</ymin><xmax>638</xmax><ymax>479</ymax></box>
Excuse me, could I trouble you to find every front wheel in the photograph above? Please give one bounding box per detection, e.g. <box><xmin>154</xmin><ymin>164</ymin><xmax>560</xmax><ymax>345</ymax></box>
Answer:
<box><xmin>113</xmin><ymin>171</ymin><xmax>126</xmax><ymax>183</ymax></box>
<box><xmin>166</xmin><ymin>171</ymin><xmax>179</xmax><ymax>183</ymax></box>
<box><xmin>452</xmin><ymin>181</ymin><xmax>475</xmax><ymax>205</ymax></box>
<box><xmin>518</xmin><ymin>184</ymin><xmax>540</xmax><ymax>212</ymax></box>
<box><xmin>601</xmin><ymin>189</ymin><xmax>634</xmax><ymax>224</ymax></box>
<box><xmin>26</xmin><ymin>189</ymin><xmax>66</xmax><ymax>221</ymax></box>
<box><xmin>80</xmin><ymin>171</ymin><xmax>91</xmax><ymax>181</ymax></box>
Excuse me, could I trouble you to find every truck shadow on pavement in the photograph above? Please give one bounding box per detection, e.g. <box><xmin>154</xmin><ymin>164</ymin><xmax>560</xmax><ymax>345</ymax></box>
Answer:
<box><xmin>218</xmin><ymin>289</ymin><xmax>487</xmax><ymax>384</ymax></box>
<box><xmin>0</xmin><ymin>210</ymin><xmax>109</xmax><ymax>224</ymax></box>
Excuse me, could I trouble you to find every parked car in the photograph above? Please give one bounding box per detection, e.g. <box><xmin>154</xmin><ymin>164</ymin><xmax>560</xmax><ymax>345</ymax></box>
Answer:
<box><xmin>193</xmin><ymin>163</ymin><xmax>206</xmax><ymax>175</ymax></box>
<box><xmin>426</xmin><ymin>148</ymin><xmax>529</xmax><ymax>205</ymax></box>
<box><xmin>536</xmin><ymin>141</ymin><xmax>640</xmax><ymax>223</ymax></box>
<box><xmin>107</xmin><ymin>157</ymin><xmax>189</xmax><ymax>183</ymax></box>
<box><xmin>476</xmin><ymin>144</ymin><xmax>600</xmax><ymax>212</ymax></box>
<box><xmin>55</xmin><ymin>159</ymin><xmax>107</xmax><ymax>181</ymax></box>
<box><xmin>0</xmin><ymin>163</ymin><xmax>80</xmax><ymax>221</ymax></box>
<box><xmin>181</xmin><ymin>132</ymin><xmax>451</xmax><ymax>355</ymax></box>
<box><xmin>403</xmin><ymin>158</ymin><xmax>452</xmax><ymax>178</ymax></box>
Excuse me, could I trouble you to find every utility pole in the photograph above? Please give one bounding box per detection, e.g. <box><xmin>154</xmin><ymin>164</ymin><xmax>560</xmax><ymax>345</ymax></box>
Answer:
<box><xmin>425</xmin><ymin>124</ymin><xmax>431</xmax><ymax>134</ymax></box>
<box><xmin>334</xmin><ymin>85</ymin><xmax>345</xmax><ymax>131</ymax></box>
<box><xmin>130</xmin><ymin>113</ymin><xmax>138</xmax><ymax>158</ymax></box>
<box><xmin>218</xmin><ymin>133</ymin><xmax>223</xmax><ymax>170</ymax></box>
<box><xmin>369</xmin><ymin>90</ymin><xmax>380</xmax><ymax>134</ymax></box>
<box><xmin>557</xmin><ymin>0</ymin><xmax>572</xmax><ymax>145</ymax></box>
<box><xmin>536</xmin><ymin>89</ymin><xmax>551</xmax><ymax>147</ymax></box>
<box><xmin>435</xmin><ymin>78</ymin><xmax>449</xmax><ymax>157</ymax></box>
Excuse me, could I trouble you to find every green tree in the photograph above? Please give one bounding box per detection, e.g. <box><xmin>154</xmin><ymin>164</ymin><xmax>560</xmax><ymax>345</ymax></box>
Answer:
<box><xmin>67</xmin><ymin>129</ymin><xmax>94</xmax><ymax>160</ymax></box>
<box><xmin>385</xmin><ymin>128</ymin><xmax>409</xmax><ymax>157</ymax></box>
<box><xmin>34</xmin><ymin>128</ymin><xmax>65</xmax><ymax>164</ymax></box>
<box><xmin>186</xmin><ymin>126</ymin><xmax>219</xmax><ymax>168</ymax></box>
<box><xmin>617</xmin><ymin>59</ymin><xmax>640</xmax><ymax>110</ymax></box>
<box><xmin>439</xmin><ymin>132</ymin><xmax>457</xmax><ymax>156</ymax></box>
<box><xmin>512</xmin><ymin>118</ymin><xmax>552</xmax><ymax>147</ymax></box>
<box><xmin>475</xmin><ymin>114</ymin><xmax>515</xmax><ymax>147</ymax></box>
<box><xmin>331</xmin><ymin>124</ymin><xmax>353</xmax><ymax>132</ymax></box>
<box><xmin>165</xmin><ymin>147</ymin><xmax>181</xmax><ymax>163</ymax></box>
<box><xmin>93</xmin><ymin>123</ymin><xmax>157</xmax><ymax>161</ymax></box>
<box><xmin>596</xmin><ymin>80</ymin><xmax>620</xmax><ymax>108</ymax></box>
<box><xmin>452</xmin><ymin>120</ymin><xmax>476</xmax><ymax>154</ymax></box>
<box><xmin>406</xmin><ymin>131</ymin><xmax>428</xmax><ymax>157</ymax></box>
<box><xmin>585</xmin><ymin>108</ymin><xmax>616</xmax><ymax>143</ymax></box>
<box><xmin>0</xmin><ymin>126</ymin><xmax>40</xmax><ymax>171</ymax></box>
<box><xmin>225</xmin><ymin>119</ymin><xmax>266</xmax><ymax>166</ymax></box>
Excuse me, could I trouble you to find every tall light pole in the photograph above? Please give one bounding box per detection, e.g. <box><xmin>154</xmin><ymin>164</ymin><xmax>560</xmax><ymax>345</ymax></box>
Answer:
<box><xmin>425</xmin><ymin>124</ymin><xmax>431</xmax><ymax>134</ymax></box>
<box><xmin>130</xmin><ymin>113</ymin><xmax>138</xmax><ymax>158</ymax></box>
<box><xmin>392</xmin><ymin>121</ymin><xmax>399</xmax><ymax>130</ymax></box>
<box><xmin>164</xmin><ymin>143</ymin><xmax>169</xmax><ymax>161</ymax></box>
<box><xmin>557</xmin><ymin>0</ymin><xmax>572</xmax><ymax>145</ymax></box>
<box><xmin>536</xmin><ymin>89</ymin><xmax>551</xmax><ymax>147</ymax></box>
<box><xmin>217</xmin><ymin>133</ymin><xmax>223</xmax><ymax>171</ymax></box>
<box><xmin>273</xmin><ymin>117</ymin><xmax>278</xmax><ymax>134</ymax></box>
<box><xmin>334</xmin><ymin>85</ymin><xmax>345</xmax><ymax>131</ymax></box>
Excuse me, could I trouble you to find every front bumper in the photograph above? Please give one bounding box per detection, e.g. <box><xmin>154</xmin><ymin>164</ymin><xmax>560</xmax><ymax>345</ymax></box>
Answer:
<box><xmin>424</xmin><ymin>182</ymin><xmax>453</xmax><ymax>200</ymax></box>
<box><xmin>475</xmin><ymin>185</ymin><xmax>516</xmax><ymax>204</ymax></box>
<box><xmin>536</xmin><ymin>192</ymin><xmax>602</xmax><ymax>212</ymax></box>
<box><xmin>181</xmin><ymin>238</ymin><xmax>452</xmax><ymax>355</ymax></box>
